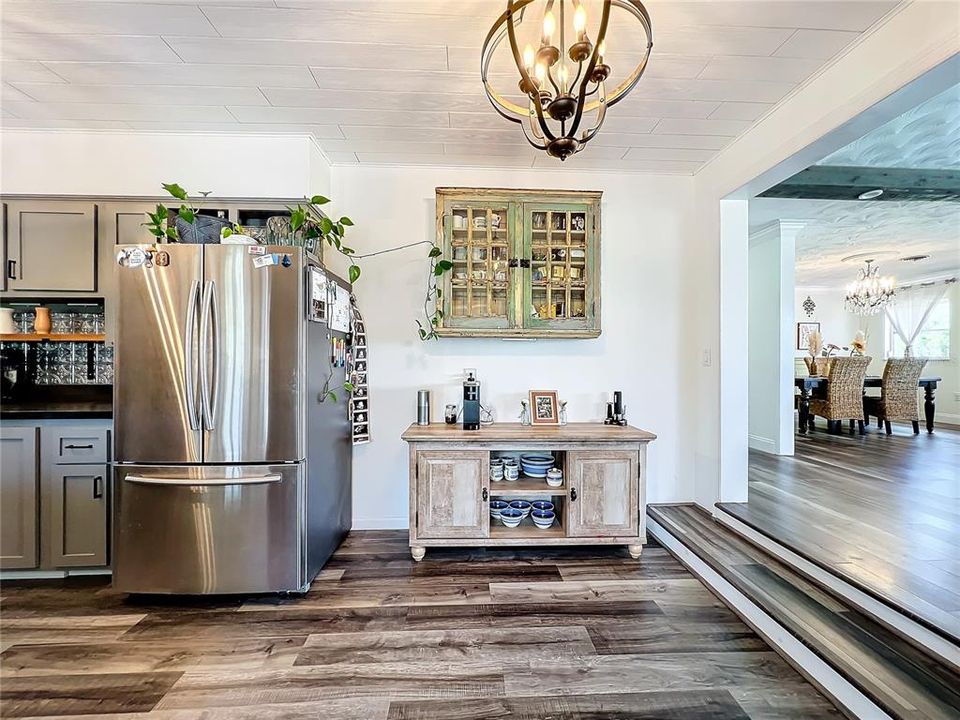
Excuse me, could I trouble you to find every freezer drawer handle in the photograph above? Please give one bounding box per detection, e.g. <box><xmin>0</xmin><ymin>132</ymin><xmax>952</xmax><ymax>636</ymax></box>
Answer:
<box><xmin>125</xmin><ymin>473</ymin><xmax>282</xmax><ymax>487</ymax></box>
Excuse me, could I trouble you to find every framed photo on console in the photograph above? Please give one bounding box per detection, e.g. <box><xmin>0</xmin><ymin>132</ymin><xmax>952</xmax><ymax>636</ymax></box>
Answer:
<box><xmin>797</xmin><ymin>322</ymin><xmax>820</xmax><ymax>351</ymax></box>
<box><xmin>529</xmin><ymin>390</ymin><xmax>559</xmax><ymax>425</ymax></box>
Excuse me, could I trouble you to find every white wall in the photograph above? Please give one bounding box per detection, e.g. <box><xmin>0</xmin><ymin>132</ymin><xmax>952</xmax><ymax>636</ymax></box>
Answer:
<box><xmin>334</xmin><ymin>165</ymin><xmax>695</xmax><ymax>528</ymax></box>
<box><xmin>748</xmin><ymin>222</ymin><xmax>796</xmax><ymax>456</ymax></box>
<box><xmin>794</xmin><ymin>288</ymin><xmax>862</xmax><ymax>358</ymax></box>
<box><xmin>691</xmin><ymin>1</ymin><xmax>960</xmax><ymax>508</ymax></box>
<box><xmin>0</xmin><ymin>131</ymin><xmax>316</xmax><ymax>198</ymax></box>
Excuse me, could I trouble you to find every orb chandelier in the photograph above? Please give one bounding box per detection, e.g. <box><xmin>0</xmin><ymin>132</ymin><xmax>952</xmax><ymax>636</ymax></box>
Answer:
<box><xmin>845</xmin><ymin>260</ymin><xmax>896</xmax><ymax>316</ymax></box>
<box><xmin>481</xmin><ymin>0</ymin><xmax>653</xmax><ymax>160</ymax></box>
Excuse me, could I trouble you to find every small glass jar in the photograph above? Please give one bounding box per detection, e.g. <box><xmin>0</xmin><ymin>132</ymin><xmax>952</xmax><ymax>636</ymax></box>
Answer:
<box><xmin>444</xmin><ymin>403</ymin><xmax>458</xmax><ymax>424</ymax></box>
<box><xmin>559</xmin><ymin>401</ymin><xmax>568</xmax><ymax>426</ymax></box>
<box><xmin>519</xmin><ymin>400</ymin><xmax>531</xmax><ymax>425</ymax></box>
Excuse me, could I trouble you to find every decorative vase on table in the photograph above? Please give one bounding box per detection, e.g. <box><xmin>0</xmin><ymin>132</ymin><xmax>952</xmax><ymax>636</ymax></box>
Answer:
<box><xmin>0</xmin><ymin>308</ymin><xmax>16</xmax><ymax>334</ymax></box>
<box><xmin>33</xmin><ymin>307</ymin><xmax>51</xmax><ymax>335</ymax></box>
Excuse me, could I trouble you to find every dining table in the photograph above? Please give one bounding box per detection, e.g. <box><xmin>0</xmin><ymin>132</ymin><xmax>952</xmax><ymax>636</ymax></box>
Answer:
<box><xmin>795</xmin><ymin>375</ymin><xmax>941</xmax><ymax>434</ymax></box>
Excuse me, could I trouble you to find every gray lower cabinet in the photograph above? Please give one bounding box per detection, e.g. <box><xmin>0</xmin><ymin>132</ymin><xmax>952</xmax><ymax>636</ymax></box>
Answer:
<box><xmin>566</xmin><ymin>450</ymin><xmax>639</xmax><ymax>537</ymax></box>
<box><xmin>41</xmin><ymin>425</ymin><xmax>110</xmax><ymax>569</ymax></box>
<box><xmin>0</xmin><ymin>427</ymin><xmax>39</xmax><ymax>569</ymax></box>
<box><xmin>4</xmin><ymin>200</ymin><xmax>98</xmax><ymax>292</ymax></box>
<box><xmin>47</xmin><ymin>464</ymin><xmax>108</xmax><ymax>567</ymax></box>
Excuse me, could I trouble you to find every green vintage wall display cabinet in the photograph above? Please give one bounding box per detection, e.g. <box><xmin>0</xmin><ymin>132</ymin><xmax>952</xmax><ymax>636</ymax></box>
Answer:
<box><xmin>435</xmin><ymin>187</ymin><xmax>601</xmax><ymax>338</ymax></box>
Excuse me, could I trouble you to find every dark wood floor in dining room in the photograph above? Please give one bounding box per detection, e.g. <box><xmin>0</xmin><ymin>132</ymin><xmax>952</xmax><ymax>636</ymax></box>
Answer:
<box><xmin>0</xmin><ymin>532</ymin><xmax>841</xmax><ymax>719</ymax></box>
<box><xmin>721</xmin><ymin>424</ymin><xmax>960</xmax><ymax>643</ymax></box>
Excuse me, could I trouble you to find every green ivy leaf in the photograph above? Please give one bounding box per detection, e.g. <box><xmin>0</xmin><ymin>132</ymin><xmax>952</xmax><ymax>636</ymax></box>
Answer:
<box><xmin>178</xmin><ymin>205</ymin><xmax>195</xmax><ymax>224</ymax></box>
<box><xmin>419</xmin><ymin>327</ymin><xmax>427</xmax><ymax>340</ymax></box>
<box><xmin>221</xmin><ymin>227</ymin><xmax>233</xmax><ymax>238</ymax></box>
<box><xmin>336</xmin><ymin>223</ymin><xmax>344</xmax><ymax>236</ymax></box>
<box><xmin>162</xmin><ymin>183</ymin><xmax>188</xmax><ymax>201</ymax></box>
<box><xmin>428</xmin><ymin>246</ymin><xmax>442</xmax><ymax>258</ymax></box>
<box><xmin>310</xmin><ymin>195</ymin><xmax>330</xmax><ymax>205</ymax></box>
<box><xmin>348</xmin><ymin>264</ymin><xmax>361</xmax><ymax>283</ymax></box>
<box><xmin>341</xmin><ymin>247</ymin><xmax>354</xmax><ymax>254</ymax></box>
<box><xmin>343</xmin><ymin>381</ymin><xmax>354</xmax><ymax>392</ymax></box>
<box><xmin>320</xmin><ymin>217</ymin><xmax>333</xmax><ymax>235</ymax></box>
<box><xmin>327</xmin><ymin>390</ymin><xmax>338</xmax><ymax>403</ymax></box>
<box><xmin>166</xmin><ymin>226</ymin><xmax>178</xmax><ymax>240</ymax></box>
<box><xmin>339</xmin><ymin>217</ymin><xmax>354</xmax><ymax>226</ymax></box>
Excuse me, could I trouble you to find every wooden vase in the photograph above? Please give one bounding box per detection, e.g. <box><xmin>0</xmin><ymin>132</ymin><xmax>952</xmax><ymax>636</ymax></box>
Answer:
<box><xmin>33</xmin><ymin>307</ymin><xmax>51</xmax><ymax>335</ymax></box>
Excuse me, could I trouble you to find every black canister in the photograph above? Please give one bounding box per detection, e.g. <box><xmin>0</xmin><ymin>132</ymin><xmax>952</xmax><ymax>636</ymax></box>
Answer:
<box><xmin>462</xmin><ymin>372</ymin><xmax>480</xmax><ymax>431</ymax></box>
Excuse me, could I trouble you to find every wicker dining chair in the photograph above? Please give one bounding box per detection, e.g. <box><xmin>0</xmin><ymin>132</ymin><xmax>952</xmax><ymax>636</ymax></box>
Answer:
<box><xmin>808</xmin><ymin>356</ymin><xmax>871</xmax><ymax>434</ymax></box>
<box><xmin>863</xmin><ymin>358</ymin><xmax>927</xmax><ymax>435</ymax></box>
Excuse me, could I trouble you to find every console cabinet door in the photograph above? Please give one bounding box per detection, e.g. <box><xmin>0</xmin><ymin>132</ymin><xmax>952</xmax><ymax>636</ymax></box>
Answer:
<box><xmin>48</xmin><ymin>464</ymin><xmax>108</xmax><ymax>567</ymax></box>
<box><xmin>5</xmin><ymin>201</ymin><xmax>98</xmax><ymax>292</ymax></box>
<box><xmin>566</xmin><ymin>450</ymin><xmax>638</xmax><ymax>537</ymax></box>
<box><xmin>0</xmin><ymin>427</ymin><xmax>39</xmax><ymax>568</ymax></box>
<box><xmin>416</xmin><ymin>451</ymin><xmax>489</xmax><ymax>539</ymax></box>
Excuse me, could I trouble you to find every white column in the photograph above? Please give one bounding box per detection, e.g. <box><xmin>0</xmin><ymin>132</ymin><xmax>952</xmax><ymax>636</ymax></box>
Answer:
<box><xmin>748</xmin><ymin>220</ymin><xmax>801</xmax><ymax>456</ymax></box>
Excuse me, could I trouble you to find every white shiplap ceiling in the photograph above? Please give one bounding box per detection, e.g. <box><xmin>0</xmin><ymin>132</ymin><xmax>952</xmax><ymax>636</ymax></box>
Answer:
<box><xmin>0</xmin><ymin>0</ymin><xmax>901</xmax><ymax>173</ymax></box>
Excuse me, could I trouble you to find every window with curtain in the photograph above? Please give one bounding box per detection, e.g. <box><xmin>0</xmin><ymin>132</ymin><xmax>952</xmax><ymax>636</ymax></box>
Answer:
<box><xmin>886</xmin><ymin>296</ymin><xmax>950</xmax><ymax>359</ymax></box>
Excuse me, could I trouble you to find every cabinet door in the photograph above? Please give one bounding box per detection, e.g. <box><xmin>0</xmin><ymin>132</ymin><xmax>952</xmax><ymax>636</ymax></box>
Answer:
<box><xmin>5</xmin><ymin>201</ymin><xmax>98</xmax><ymax>292</ymax></box>
<box><xmin>566</xmin><ymin>450</ymin><xmax>638</xmax><ymax>538</ymax></box>
<box><xmin>0</xmin><ymin>427</ymin><xmax>39</xmax><ymax>569</ymax></box>
<box><xmin>440</xmin><ymin>199</ymin><xmax>517</xmax><ymax>331</ymax></box>
<box><xmin>523</xmin><ymin>202</ymin><xmax>598</xmax><ymax>335</ymax></box>
<box><xmin>48</xmin><ymin>464</ymin><xmax>108</xmax><ymax>567</ymax></box>
<box><xmin>100</xmin><ymin>202</ymin><xmax>157</xmax><ymax>246</ymax></box>
<box><xmin>416</xmin><ymin>450</ymin><xmax>489</xmax><ymax>539</ymax></box>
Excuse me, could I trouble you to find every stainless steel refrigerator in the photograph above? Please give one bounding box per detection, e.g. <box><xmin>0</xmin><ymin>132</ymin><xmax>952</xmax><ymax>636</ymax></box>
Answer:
<box><xmin>112</xmin><ymin>244</ymin><xmax>352</xmax><ymax>594</ymax></box>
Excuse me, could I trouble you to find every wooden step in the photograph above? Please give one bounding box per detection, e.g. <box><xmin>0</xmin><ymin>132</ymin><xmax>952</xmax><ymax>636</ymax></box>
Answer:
<box><xmin>648</xmin><ymin>504</ymin><xmax>960</xmax><ymax>720</ymax></box>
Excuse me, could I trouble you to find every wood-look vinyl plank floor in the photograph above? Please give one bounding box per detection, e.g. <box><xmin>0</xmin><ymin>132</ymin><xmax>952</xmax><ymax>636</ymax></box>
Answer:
<box><xmin>722</xmin><ymin>426</ymin><xmax>960</xmax><ymax>642</ymax></box>
<box><xmin>651</xmin><ymin>505</ymin><xmax>960</xmax><ymax>720</ymax></box>
<box><xmin>0</xmin><ymin>532</ymin><xmax>840</xmax><ymax>719</ymax></box>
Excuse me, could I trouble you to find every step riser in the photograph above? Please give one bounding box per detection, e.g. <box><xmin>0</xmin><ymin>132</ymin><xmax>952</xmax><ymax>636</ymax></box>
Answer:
<box><xmin>714</xmin><ymin>508</ymin><xmax>960</xmax><ymax>675</ymax></box>
<box><xmin>648</xmin><ymin>516</ymin><xmax>892</xmax><ymax>720</ymax></box>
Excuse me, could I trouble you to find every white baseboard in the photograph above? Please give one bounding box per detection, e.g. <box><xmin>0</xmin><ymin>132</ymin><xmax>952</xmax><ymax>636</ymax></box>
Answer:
<box><xmin>1</xmin><ymin>568</ymin><xmax>111</xmax><ymax>580</ymax></box>
<box><xmin>648</xmin><ymin>517</ymin><xmax>891</xmax><ymax>720</ymax></box>
<box><xmin>352</xmin><ymin>516</ymin><xmax>408</xmax><ymax>530</ymax></box>
<box><xmin>748</xmin><ymin>434</ymin><xmax>776</xmax><ymax>453</ymax></box>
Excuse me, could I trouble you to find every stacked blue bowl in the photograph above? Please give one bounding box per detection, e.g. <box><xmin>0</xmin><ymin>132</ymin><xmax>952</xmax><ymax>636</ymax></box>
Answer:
<box><xmin>519</xmin><ymin>454</ymin><xmax>554</xmax><ymax>478</ymax></box>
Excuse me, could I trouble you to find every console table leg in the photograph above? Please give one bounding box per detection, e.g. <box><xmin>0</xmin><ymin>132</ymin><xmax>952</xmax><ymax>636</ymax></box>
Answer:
<box><xmin>410</xmin><ymin>546</ymin><xmax>426</xmax><ymax>562</ymax></box>
<box><xmin>628</xmin><ymin>544</ymin><xmax>642</xmax><ymax>560</ymax></box>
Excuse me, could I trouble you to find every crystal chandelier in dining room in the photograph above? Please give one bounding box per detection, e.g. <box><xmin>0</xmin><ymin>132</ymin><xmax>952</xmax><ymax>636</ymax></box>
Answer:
<box><xmin>481</xmin><ymin>0</ymin><xmax>653</xmax><ymax>160</ymax></box>
<box><xmin>845</xmin><ymin>260</ymin><xmax>896</xmax><ymax>315</ymax></box>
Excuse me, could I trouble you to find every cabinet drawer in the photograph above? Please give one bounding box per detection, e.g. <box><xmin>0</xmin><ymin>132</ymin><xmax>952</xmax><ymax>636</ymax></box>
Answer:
<box><xmin>54</xmin><ymin>429</ymin><xmax>108</xmax><ymax>464</ymax></box>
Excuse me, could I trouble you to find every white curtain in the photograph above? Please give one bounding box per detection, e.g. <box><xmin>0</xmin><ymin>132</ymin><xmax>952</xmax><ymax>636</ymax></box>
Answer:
<box><xmin>884</xmin><ymin>283</ymin><xmax>949</xmax><ymax>357</ymax></box>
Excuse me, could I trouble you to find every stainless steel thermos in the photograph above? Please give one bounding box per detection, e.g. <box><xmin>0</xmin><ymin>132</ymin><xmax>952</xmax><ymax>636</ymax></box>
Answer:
<box><xmin>417</xmin><ymin>389</ymin><xmax>431</xmax><ymax>425</ymax></box>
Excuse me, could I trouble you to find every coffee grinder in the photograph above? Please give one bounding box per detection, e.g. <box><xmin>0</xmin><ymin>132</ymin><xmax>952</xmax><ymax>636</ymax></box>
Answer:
<box><xmin>462</xmin><ymin>369</ymin><xmax>481</xmax><ymax>431</ymax></box>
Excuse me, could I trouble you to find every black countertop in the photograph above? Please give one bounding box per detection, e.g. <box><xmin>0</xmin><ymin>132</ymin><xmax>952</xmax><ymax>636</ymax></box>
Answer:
<box><xmin>1</xmin><ymin>400</ymin><xmax>113</xmax><ymax>419</ymax></box>
<box><xmin>1</xmin><ymin>387</ymin><xmax>113</xmax><ymax>420</ymax></box>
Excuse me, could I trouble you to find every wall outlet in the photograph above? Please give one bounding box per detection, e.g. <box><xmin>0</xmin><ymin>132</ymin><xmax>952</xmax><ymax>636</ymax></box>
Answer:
<box><xmin>702</xmin><ymin>349</ymin><xmax>712</xmax><ymax>367</ymax></box>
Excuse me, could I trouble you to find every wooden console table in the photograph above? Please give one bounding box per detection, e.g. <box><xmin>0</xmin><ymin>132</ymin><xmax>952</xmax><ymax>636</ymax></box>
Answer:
<box><xmin>402</xmin><ymin>423</ymin><xmax>656</xmax><ymax>561</ymax></box>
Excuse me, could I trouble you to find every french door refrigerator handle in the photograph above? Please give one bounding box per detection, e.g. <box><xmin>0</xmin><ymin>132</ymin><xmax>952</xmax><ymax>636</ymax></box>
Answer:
<box><xmin>200</xmin><ymin>280</ymin><xmax>213</xmax><ymax>430</ymax></box>
<box><xmin>185</xmin><ymin>280</ymin><xmax>201</xmax><ymax>431</ymax></box>
<box><xmin>125</xmin><ymin>474</ymin><xmax>282</xmax><ymax>486</ymax></box>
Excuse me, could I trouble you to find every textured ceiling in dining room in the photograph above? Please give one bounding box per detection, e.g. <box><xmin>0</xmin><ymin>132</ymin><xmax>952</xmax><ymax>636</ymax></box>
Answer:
<box><xmin>0</xmin><ymin>0</ymin><xmax>901</xmax><ymax>173</ymax></box>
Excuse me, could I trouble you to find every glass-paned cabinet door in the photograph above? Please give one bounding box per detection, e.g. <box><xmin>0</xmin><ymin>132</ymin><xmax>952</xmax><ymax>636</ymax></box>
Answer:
<box><xmin>524</xmin><ymin>203</ymin><xmax>596</xmax><ymax>333</ymax></box>
<box><xmin>442</xmin><ymin>201</ymin><xmax>517</xmax><ymax>330</ymax></box>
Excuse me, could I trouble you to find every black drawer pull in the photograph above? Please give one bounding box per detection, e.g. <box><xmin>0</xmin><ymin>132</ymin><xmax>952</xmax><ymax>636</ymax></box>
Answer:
<box><xmin>6</xmin><ymin>260</ymin><xmax>15</xmax><ymax>279</ymax></box>
<box><xmin>64</xmin><ymin>444</ymin><xmax>94</xmax><ymax>450</ymax></box>
<box><xmin>93</xmin><ymin>476</ymin><xmax>103</xmax><ymax>499</ymax></box>
<box><xmin>570</xmin><ymin>487</ymin><xmax>578</xmax><ymax>502</ymax></box>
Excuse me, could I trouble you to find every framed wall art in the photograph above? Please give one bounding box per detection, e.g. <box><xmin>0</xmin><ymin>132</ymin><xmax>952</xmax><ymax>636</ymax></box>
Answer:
<box><xmin>797</xmin><ymin>322</ymin><xmax>821</xmax><ymax>351</ymax></box>
<box><xmin>529</xmin><ymin>390</ymin><xmax>560</xmax><ymax>425</ymax></box>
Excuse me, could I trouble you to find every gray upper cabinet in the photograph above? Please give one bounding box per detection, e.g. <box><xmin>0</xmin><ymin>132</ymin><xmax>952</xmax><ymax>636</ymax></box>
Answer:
<box><xmin>0</xmin><ymin>427</ymin><xmax>39</xmax><ymax>569</ymax></box>
<box><xmin>4</xmin><ymin>200</ymin><xmax>98</xmax><ymax>292</ymax></box>
<box><xmin>100</xmin><ymin>202</ymin><xmax>157</xmax><ymax>246</ymax></box>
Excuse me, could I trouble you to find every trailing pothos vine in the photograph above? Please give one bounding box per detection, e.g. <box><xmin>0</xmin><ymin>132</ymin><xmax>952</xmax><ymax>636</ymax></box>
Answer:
<box><xmin>144</xmin><ymin>183</ymin><xmax>450</xmax><ymax>350</ymax></box>
<box><xmin>417</xmin><ymin>247</ymin><xmax>453</xmax><ymax>341</ymax></box>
